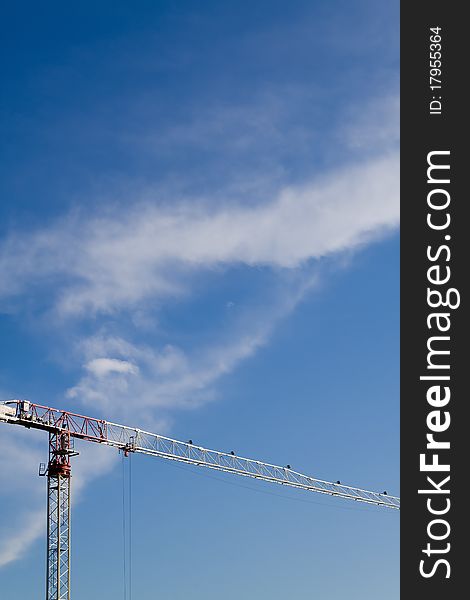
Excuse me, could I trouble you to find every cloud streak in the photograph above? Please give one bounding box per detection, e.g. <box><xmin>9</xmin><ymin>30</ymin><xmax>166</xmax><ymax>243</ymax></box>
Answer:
<box><xmin>66</xmin><ymin>270</ymin><xmax>318</xmax><ymax>422</ymax></box>
<box><xmin>0</xmin><ymin>152</ymin><xmax>398</xmax><ymax>317</ymax></box>
<box><xmin>0</xmin><ymin>439</ymin><xmax>118</xmax><ymax>568</ymax></box>
<box><xmin>0</xmin><ymin>509</ymin><xmax>45</xmax><ymax>568</ymax></box>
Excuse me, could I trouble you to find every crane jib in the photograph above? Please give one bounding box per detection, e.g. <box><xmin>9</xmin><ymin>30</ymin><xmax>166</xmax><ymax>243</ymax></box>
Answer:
<box><xmin>0</xmin><ymin>399</ymin><xmax>400</xmax><ymax>510</ymax></box>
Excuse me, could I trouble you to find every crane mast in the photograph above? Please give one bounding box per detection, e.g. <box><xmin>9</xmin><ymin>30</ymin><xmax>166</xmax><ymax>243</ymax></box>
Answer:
<box><xmin>43</xmin><ymin>430</ymin><xmax>77</xmax><ymax>600</ymax></box>
<box><xmin>0</xmin><ymin>399</ymin><xmax>399</xmax><ymax>599</ymax></box>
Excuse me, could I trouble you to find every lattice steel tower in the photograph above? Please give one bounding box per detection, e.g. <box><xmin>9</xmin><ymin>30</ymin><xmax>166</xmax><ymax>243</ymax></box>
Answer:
<box><xmin>40</xmin><ymin>431</ymin><xmax>78</xmax><ymax>600</ymax></box>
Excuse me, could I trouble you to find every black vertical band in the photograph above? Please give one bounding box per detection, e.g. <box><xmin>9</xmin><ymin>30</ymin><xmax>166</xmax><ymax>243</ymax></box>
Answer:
<box><xmin>401</xmin><ymin>3</ymin><xmax>466</xmax><ymax>597</ymax></box>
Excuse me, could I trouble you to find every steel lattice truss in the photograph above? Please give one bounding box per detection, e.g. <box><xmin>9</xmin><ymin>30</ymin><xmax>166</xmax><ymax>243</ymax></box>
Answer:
<box><xmin>106</xmin><ymin>424</ymin><xmax>399</xmax><ymax>509</ymax></box>
<box><xmin>1</xmin><ymin>400</ymin><xmax>400</xmax><ymax>510</ymax></box>
<box><xmin>47</xmin><ymin>473</ymin><xmax>71</xmax><ymax>600</ymax></box>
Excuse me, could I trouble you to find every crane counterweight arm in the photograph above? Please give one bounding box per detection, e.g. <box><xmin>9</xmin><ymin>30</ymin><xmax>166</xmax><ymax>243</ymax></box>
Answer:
<box><xmin>0</xmin><ymin>399</ymin><xmax>400</xmax><ymax>510</ymax></box>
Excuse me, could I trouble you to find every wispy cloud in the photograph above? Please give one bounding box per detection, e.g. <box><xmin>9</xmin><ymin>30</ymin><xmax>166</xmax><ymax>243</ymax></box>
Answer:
<box><xmin>0</xmin><ymin>427</ymin><xmax>44</xmax><ymax>567</ymax></box>
<box><xmin>66</xmin><ymin>270</ymin><xmax>318</xmax><ymax>423</ymax></box>
<box><xmin>0</xmin><ymin>152</ymin><xmax>398</xmax><ymax>317</ymax></box>
<box><xmin>0</xmin><ymin>426</ymin><xmax>118</xmax><ymax>568</ymax></box>
<box><xmin>85</xmin><ymin>357</ymin><xmax>139</xmax><ymax>377</ymax></box>
<box><xmin>0</xmin><ymin>508</ymin><xmax>45</xmax><ymax>568</ymax></box>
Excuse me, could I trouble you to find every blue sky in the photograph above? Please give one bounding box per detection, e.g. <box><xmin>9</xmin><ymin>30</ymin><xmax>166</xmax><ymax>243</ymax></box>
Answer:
<box><xmin>0</xmin><ymin>1</ymin><xmax>399</xmax><ymax>598</ymax></box>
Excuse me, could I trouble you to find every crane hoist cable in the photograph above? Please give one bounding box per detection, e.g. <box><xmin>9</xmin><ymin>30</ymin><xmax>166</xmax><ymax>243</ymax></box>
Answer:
<box><xmin>129</xmin><ymin>452</ymin><xmax>133</xmax><ymax>600</ymax></box>
<box><xmin>122</xmin><ymin>453</ymin><xmax>128</xmax><ymax>600</ymax></box>
<box><xmin>121</xmin><ymin>451</ymin><xmax>133</xmax><ymax>600</ymax></box>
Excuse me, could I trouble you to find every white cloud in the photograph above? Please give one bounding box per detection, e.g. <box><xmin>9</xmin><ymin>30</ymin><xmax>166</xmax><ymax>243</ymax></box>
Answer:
<box><xmin>0</xmin><ymin>428</ymin><xmax>44</xmax><ymax>498</ymax></box>
<box><xmin>85</xmin><ymin>357</ymin><xmax>139</xmax><ymax>377</ymax></box>
<box><xmin>0</xmin><ymin>152</ymin><xmax>398</xmax><ymax>316</ymax></box>
<box><xmin>0</xmin><ymin>427</ymin><xmax>119</xmax><ymax>569</ymax></box>
<box><xmin>64</xmin><ymin>270</ymin><xmax>317</xmax><ymax>423</ymax></box>
<box><xmin>0</xmin><ymin>428</ymin><xmax>44</xmax><ymax>567</ymax></box>
<box><xmin>0</xmin><ymin>508</ymin><xmax>45</xmax><ymax>568</ymax></box>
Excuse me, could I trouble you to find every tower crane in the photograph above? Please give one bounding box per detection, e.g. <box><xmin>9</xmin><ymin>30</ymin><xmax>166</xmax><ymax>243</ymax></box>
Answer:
<box><xmin>0</xmin><ymin>399</ymin><xmax>399</xmax><ymax>600</ymax></box>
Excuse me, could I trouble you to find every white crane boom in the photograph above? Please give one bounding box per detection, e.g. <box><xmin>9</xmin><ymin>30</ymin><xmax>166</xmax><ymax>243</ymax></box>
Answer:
<box><xmin>0</xmin><ymin>399</ymin><xmax>399</xmax><ymax>509</ymax></box>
